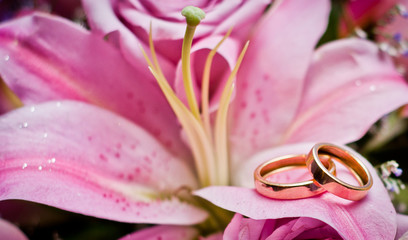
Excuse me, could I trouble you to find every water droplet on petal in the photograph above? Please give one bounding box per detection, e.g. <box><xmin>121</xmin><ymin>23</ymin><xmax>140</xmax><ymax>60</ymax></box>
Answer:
<box><xmin>19</xmin><ymin>122</ymin><xmax>29</xmax><ymax>128</ymax></box>
<box><xmin>56</xmin><ymin>102</ymin><xmax>61</xmax><ymax>107</ymax></box>
<box><xmin>30</xmin><ymin>106</ymin><xmax>35</xmax><ymax>112</ymax></box>
<box><xmin>43</xmin><ymin>133</ymin><xmax>48</xmax><ymax>138</ymax></box>
<box><xmin>4</xmin><ymin>55</ymin><xmax>9</xmax><ymax>61</ymax></box>
<box><xmin>38</xmin><ymin>166</ymin><xmax>42</xmax><ymax>171</ymax></box>
<box><xmin>51</xmin><ymin>157</ymin><xmax>56</xmax><ymax>163</ymax></box>
<box><xmin>22</xmin><ymin>163</ymin><xmax>28</xmax><ymax>169</ymax></box>
<box><xmin>370</xmin><ymin>85</ymin><xmax>377</xmax><ymax>92</ymax></box>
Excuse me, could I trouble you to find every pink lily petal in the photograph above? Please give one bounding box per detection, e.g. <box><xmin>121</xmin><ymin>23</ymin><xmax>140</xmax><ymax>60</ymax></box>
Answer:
<box><xmin>196</xmin><ymin>143</ymin><xmax>397</xmax><ymax>239</ymax></box>
<box><xmin>229</xmin><ymin>0</ymin><xmax>330</xmax><ymax>161</ymax></box>
<box><xmin>120</xmin><ymin>225</ymin><xmax>198</xmax><ymax>240</ymax></box>
<box><xmin>117</xmin><ymin>0</ymin><xmax>270</xmax><ymax>40</ymax></box>
<box><xmin>283</xmin><ymin>38</ymin><xmax>408</xmax><ymax>144</ymax></box>
<box><xmin>223</xmin><ymin>214</ymin><xmax>268</xmax><ymax>240</ymax></box>
<box><xmin>0</xmin><ymin>218</ymin><xmax>28</xmax><ymax>240</ymax></box>
<box><xmin>84</xmin><ymin>0</ymin><xmax>269</xmax><ymax>64</ymax></box>
<box><xmin>0</xmin><ymin>13</ymin><xmax>188</xmax><ymax>158</ymax></box>
<box><xmin>174</xmin><ymin>35</ymin><xmax>240</xmax><ymax>112</ymax></box>
<box><xmin>81</xmin><ymin>0</ymin><xmax>176</xmax><ymax>79</ymax></box>
<box><xmin>397</xmin><ymin>214</ymin><xmax>408</xmax><ymax>239</ymax></box>
<box><xmin>224</xmin><ymin>214</ymin><xmax>341</xmax><ymax>240</ymax></box>
<box><xmin>0</xmin><ymin>101</ymin><xmax>207</xmax><ymax>225</ymax></box>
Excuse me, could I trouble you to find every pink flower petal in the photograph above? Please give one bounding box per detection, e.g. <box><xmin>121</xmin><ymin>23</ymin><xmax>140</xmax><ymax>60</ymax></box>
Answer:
<box><xmin>81</xmin><ymin>0</ymin><xmax>176</xmax><ymax>78</ymax></box>
<box><xmin>0</xmin><ymin>218</ymin><xmax>28</xmax><ymax>240</ymax></box>
<box><xmin>0</xmin><ymin>101</ymin><xmax>207</xmax><ymax>225</ymax></box>
<box><xmin>283</xmin><ymin>38</ymin><xmax>408</xmax><ymax>144</ymax></box>
<box><xmin>116</xmin><ymin>0</ymin><xmax>269</xmax><ymax>41</ymax></box>
<box><xmin>119</xmin><ymin>225</ymin><xmax>198</xmax><ymax>240</ymax></box>
<box><xmin>229</xmin><ymin>0</ymin><xmax>330</xmax><ymax>161</ymax></box>
<box><xmin>397</xmin><ymin>214</ymin><xmax>408</xmax><ymax>239</ymax></box>
<box><xmin>200</xmin><ymin>232</ymin><xmax>223</xmax><ymax>240</ymax></box>
<box><xmin>0</xmin><ymin>13</ymin><xmax>188</xmax><ymax>158</ymax></box>
<box><xmin>196</xmin><ymin>143</ymin><xmax>397</xmax><ymax>239</ymax></box>
<box><xmin>223</xmin><ymin>214</ymin><xmax>268</xmax><ymax>240</ymax></box>
<box><xmin>224</xmin><ymin>214</ymin><xmax>341</xmax><ymax>240</ymax></box>
<box><xmin>84</xmin><ymin>0</ymin><xmax>269</xmax><ymax>65</ymax></box>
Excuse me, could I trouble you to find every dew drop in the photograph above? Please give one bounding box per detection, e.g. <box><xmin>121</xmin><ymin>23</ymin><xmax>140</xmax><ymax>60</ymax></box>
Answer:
<box><xmin>56</xmin><ymin>102</ymin><xmax>61</xmax><ymax>107</ymax></box>
<box><xmin>38</xmin><ymin>166</ymin><xmax>42</xmax><ymax>171</ymax></box>
<box><xmin>43</xmin><ymin>132</ymin><xmax>48</xmax><ymax>138</ymax></box>
<box><xmin>4</xmin><ymin>55</ymin><xmax>9</xmax><ymax>61</ymax></box>
<box><xmin>22</xmin><ymin>163</ymin><xmax>28</xmax><ymax>169</ymax></box>
<box><xmin>51</xmin><ymin>157</ymin><xmax>56</xmax><ymax>163</ymax></box>
<box><xmin>20</xmin><ymin>122</ymin><xmax>28</xmax><ymax>128</ymax></box>
<box><xmin>30</xmin><ymin>106</ymin><xmax>35</xmax><ymax>112</ymax></box>
<box><xmin>370</xmin><ymin>85</ymin><xmax>377</xmax><ymax>92</ymax></box>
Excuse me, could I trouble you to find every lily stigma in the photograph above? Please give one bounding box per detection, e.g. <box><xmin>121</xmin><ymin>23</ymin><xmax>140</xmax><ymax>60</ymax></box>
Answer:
<box><xmin>141</xmin><ymin>6</ymin><xmax>249</xmax><ymax>188</ymax></box>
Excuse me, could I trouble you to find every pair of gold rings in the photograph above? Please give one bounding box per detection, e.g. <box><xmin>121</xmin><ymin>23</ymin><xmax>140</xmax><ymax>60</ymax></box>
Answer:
<box><xmin>254</xmin><ymin>143</ymin><xmax>373</xmax><ymax>201</ymax></box>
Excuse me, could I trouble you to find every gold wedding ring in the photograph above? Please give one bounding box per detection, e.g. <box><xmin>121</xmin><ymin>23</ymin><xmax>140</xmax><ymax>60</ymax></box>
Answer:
<box><xmin>254</xmin><ymin>154</ymin><xmax>336</xmax><ymax>199</ymax></box>
<box><xmin>306</xmin><ymin>143</ymin><xmax>373</xmax><ymax>201</ymax></box>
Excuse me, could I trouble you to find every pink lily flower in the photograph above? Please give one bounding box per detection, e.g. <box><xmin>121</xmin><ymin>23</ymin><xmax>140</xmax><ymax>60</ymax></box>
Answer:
<box><xmin>81</xmin><ymin>0</ymin><xmax>270</xmax><ymax>63</ymax></box>
<box><xmin>0</xmin><ymin>0</ymin><xmax>408</xmax><ymax>239</ymax></box>
<box><xmin>81</xmin><ymin>0</ymin><xmax>271</xmax><ymax>111</ymax></box>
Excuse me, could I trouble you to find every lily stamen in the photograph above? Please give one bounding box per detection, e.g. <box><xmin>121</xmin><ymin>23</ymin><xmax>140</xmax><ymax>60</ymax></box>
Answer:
<box><xmin>181</xmin><ymin>6</ymin><xmax>205</xmax><ymax>121</ymax></box>
<box><xmin>214</xmin><ymin>41</ymin><xmax>249</xmax><ymax>185</ymax></box>
<box><xmin>201</xmin><ymin>27</ymin><xmax>233</xmax><ymax>141</ymax></box>
<box><xmin>141</xmin><ymin>6</ymin><xmax>249</xmax><ymax>187</ymax></box>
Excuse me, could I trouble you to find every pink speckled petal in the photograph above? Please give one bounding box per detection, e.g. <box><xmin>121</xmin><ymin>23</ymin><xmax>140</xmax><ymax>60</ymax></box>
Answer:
<box><xmin>0</xmin><ymin>13</ymin><xmax>187</xmax><ymax>158</ymax></box>
<box><xmin>119</xmin><ymin>225</ymin><xmax>198</xmax><ymax>240</ymax></box>
<box><xmin>0</xmin><ymin>101</ymin><xmax>207</xmax><ymax>225</ymax></box>
<box><xmin>229</xmin><ymin>0</ymin><xmax>330</xmax><ymax>161</ymax></box>
<box><xmin>0</xmin><ymin>218</ymin><xmax>28</xmax><ymax>240</ymax></box>
<box><xmin>283</xmin><ymin>39</ymin><xmax>408</xmax><ymax>144</ymax></box>
<box><xmin>196</xmin><ymin>143</ymin><xmax>397</xmax><ymax>240</ymax></box>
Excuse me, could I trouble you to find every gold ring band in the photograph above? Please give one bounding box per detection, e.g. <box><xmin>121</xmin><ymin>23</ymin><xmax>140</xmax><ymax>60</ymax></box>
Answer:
<box><xmin>254</xmin><ymin>154</ymin><xmax>336</xmax><ymax>199</ymax></box>
<box><xmin>306</xmin><ymin>143</ymin><xmax>373</xmax><ymax>201</ymax></box>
